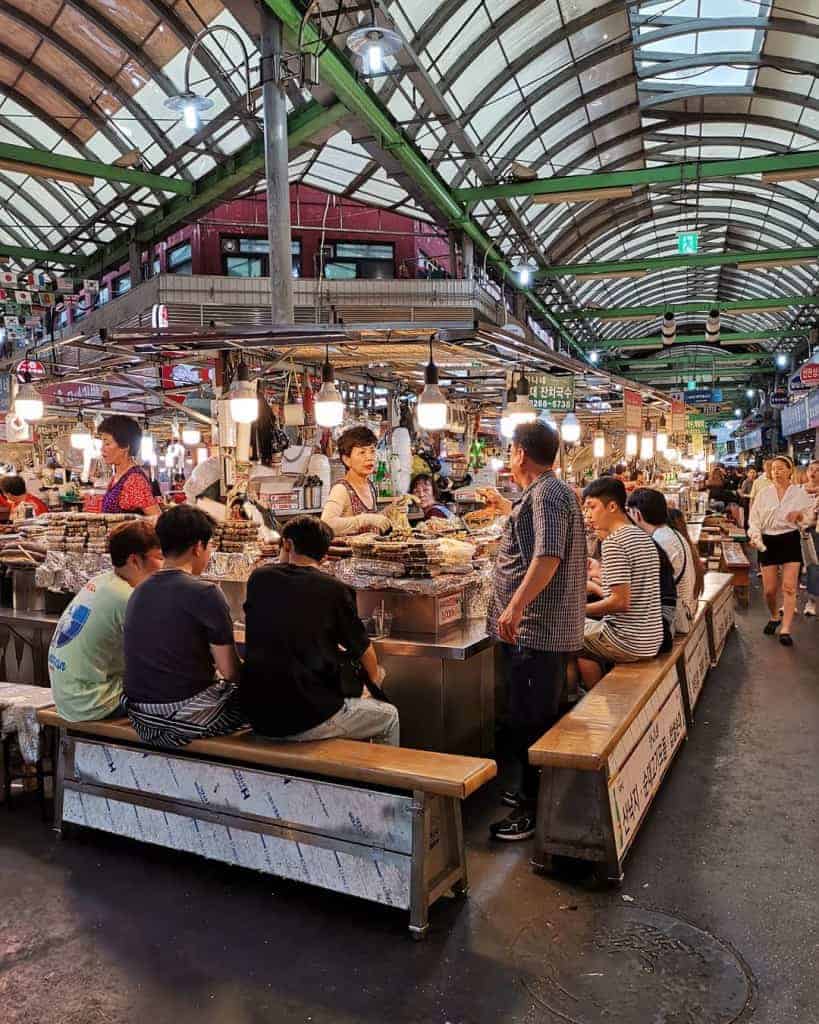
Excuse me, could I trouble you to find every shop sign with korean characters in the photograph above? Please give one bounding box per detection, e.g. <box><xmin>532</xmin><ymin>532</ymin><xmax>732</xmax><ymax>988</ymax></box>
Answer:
<box><xmin>624</xmin><ymin>389</ymin><xmax>643</xmax><ymax>430</ymax></box>
<box><xmin>527</xmin><ymin>372</ymin><xmax>575</xmax><ymax>413</ymax></box>
<box><xmin>608</xmin><ymin>684</ymin><xmax>687</xmax><ymax>858</ymax></box>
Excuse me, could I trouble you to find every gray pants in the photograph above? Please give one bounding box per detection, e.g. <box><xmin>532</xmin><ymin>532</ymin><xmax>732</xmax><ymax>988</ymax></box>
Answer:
<box><xmin>283</xmin><ymin>697</ymin><xmax>400</xmax><ymax>747</ymax></box>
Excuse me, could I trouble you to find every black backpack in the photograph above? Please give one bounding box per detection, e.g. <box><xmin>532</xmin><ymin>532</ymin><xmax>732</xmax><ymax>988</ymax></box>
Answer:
<box><xmin>652</xmin><ymin>540</ymin><xmax>679</xmax><ymax>653</ymax></box>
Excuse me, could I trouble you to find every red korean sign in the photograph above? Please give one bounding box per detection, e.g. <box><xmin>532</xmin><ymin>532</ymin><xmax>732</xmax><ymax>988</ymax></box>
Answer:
<box><xmin>671</xmin><ymin>399</ymin><xmax>686</xmax><ymax>434</ymax></box>
<box><xmin>624</xmin><ymin>389</ymin><xmax>643</xmax><ymax>430</ymax></box>
<box><xmin>799</xmin><ymin>362</ymin><xmax>819</xmax><ymax>385</ymax></box>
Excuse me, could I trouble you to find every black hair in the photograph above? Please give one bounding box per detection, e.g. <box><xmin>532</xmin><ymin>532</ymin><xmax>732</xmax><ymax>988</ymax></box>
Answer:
<box><xmin>511</xmin><ymin>421</ymin><xmax>559</xmax><ymax>467</ymax></box>
<box><xmin>154</xmin><ymin>504</ymin><xmax>215</xmax><ymax>557</ymax></box>
<box><xmin>336</xmin><ymin>426</ymin><xmax>379</xmax><ymax>468</ymax></box>
<box><xmin>583</xmin><ymin>476</ymin><xmax>627</xmax><ymax>510</ymax></box>
<box><xmin>0</xmin><ymin>474</ymin><xmax>26</xmax><ymax>497</ymax></box>
<box><xmin>410</xmin><ymin>473</ymin><xmax>438</xmax><ymax>498</ymax></box>
<box><xmin>98</xmin><ymin>414</ymin><xmax>142</xmax><ymax>458</ymax></box>
<box><xmin>108</xmin><ymin>520</ymin><xmax>160</xmax><ymax>568</ymax></box>
<box><xmin>626</xmin><ymin>487</ymin><xmax>668</xmax><ymax>526</ymax></box>
<box><xmin>281</xmin><ymin>515</ymin><xmax>333</xmax><ymax>561</ymax></box>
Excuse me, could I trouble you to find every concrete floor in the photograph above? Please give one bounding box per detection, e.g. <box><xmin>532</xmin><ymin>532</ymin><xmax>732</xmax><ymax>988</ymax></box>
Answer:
<box><xmin>1</xmin><ymin>590</ymin><xmax>817</xmax><ymax>1024</ymax></box>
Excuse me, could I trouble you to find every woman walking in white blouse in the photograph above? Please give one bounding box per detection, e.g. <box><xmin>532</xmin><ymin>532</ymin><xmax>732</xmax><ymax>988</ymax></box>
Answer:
<box><xmin>749</xmin><ymin>455</ymin><xmax>816</xmax><ymax>645</ymax></box>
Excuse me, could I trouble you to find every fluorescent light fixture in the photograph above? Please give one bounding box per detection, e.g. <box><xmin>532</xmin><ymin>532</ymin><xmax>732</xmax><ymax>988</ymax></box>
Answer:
<box><xmin>742</xmin><ymin>258</ymin><xmax>816</xmax><ymax>270</ymax></box>
<box><xmin>760</xmin><ymin>168</ymin><xmax>819</xmax><ymax>184</ymax></box>
<box><xmin>229</xmin><ymin>362</ymin><xmax>259</xmax><ymax>424</ymax></box>
<box><xmin>347</xmin><ymin>26</ymin><xmax>403</xmax><ymax>75</ymax></box>
<box><xmin>575</xmin><ymin>269</ymin><xmax>648</xmax><ymax>280</ymax></box>
<box><xmin>533</xmin><ymin>186</ymin><xmax>634</xmax><ymax>205</ymax></box>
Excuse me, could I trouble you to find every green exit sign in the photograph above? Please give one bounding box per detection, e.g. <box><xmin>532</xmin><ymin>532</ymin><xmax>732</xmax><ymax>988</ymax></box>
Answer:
<box><xmin>678</xmin><ymin>232</ymin><xmax>699</xmax><ymax>254</ymax></box>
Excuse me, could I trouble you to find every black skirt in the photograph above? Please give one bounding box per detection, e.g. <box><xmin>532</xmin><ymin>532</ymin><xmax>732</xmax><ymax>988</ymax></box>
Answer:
<box><xmin>759</xmin><ymin>530</ymin><xmax>802</xmax><ymax>567</ymax></box>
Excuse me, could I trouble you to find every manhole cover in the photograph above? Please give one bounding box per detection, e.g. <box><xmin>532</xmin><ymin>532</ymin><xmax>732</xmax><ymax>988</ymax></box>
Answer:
<box><xmin>513</xmin><ymin>905</ymin><xmax>755</xmax><ymax>1024</ymax></box>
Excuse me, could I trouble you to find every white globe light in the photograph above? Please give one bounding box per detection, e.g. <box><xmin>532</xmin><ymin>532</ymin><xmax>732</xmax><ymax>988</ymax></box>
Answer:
<box><xmin>229</xmin><ymin>363</ymin><xmax>258</xmax><ymax>424</ymax></box>
<box><xmin>561</xmin><ymin>412</ymin><xmax>581</xmax><ymax>443</ymax></box>
<box><xmin>625</xmin><ymin>431</ymin><xmax>638</xmax><ymax>457</ymax></box>
<box><xmin>417</xmin><ymin>384</ymin><xmax>449</xmax><ymax>431</ymax></box>
<box><xmin>315</xmin><ymin>381</ymin><xmax>345</xmax><ymax>428</ymax></box>
<box><xmin>14</xmin><ymin>382</ymin><xmax>43</xmax><ymax>422</ymax></box>
<box><xmin>181</xmin><ymin>423</ymin><xmax>201</xmax><ymax>446</ymax></box>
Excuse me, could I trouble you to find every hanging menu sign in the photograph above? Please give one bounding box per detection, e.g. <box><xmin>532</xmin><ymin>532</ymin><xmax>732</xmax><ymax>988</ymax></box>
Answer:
<box><xmin>624</xmin><ymin>389</ymin><xmax>642</xmax><ymax>430</ymax></box>
<box><xmin>671</xmin><ymin>399</ymin><xmax>686</xmax><ymax>434</ymax></box>
<box><xmin>528</xmin><ymin>372</ymin><xmax>575</xmax><ymax>412</ymax></box>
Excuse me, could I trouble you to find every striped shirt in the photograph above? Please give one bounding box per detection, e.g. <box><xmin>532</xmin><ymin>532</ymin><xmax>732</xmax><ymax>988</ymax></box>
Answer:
<box><xmin>487</xmin><ymin>472</ymin><xmax>586</xmax><ymax>652</ymax></box>
<box><xmin>598</xmin><ymin>523</ymin><xmax>663</xmax><ymax>658</ymax></box>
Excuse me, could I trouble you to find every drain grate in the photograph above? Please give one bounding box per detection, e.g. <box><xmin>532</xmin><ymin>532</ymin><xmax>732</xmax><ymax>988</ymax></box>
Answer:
<box><xmin>513</xmin><ymin>906</ymin><xmax>755</xmax><ymax>1023</ymax></box>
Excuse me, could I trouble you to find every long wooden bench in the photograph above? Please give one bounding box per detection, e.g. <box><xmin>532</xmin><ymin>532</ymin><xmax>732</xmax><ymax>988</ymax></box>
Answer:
<box><xmin>720</xmin><ymin>541</ymin><xmax>751</xmax><ymax>607</ymax></box>
<box><xmin>700</xmin><ymin>571</ymin><xmax>735</xmax><ymax>665</ymax></box>
<box><xmin>529</xmin><ymin>573</ymin><xmax>735</xmax><ymax>882</ymax></box>
<box><xmin>37</xmin><ymin>708</ymin><xmax>496</xmax><ymax>940</ymax></box>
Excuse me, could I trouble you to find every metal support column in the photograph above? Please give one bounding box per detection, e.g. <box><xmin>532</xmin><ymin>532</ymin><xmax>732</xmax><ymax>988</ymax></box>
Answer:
<box><xmin>260</xmin><ymin>9</ymin><xmax>294</xmax><ymax>323</ymax></box>
<box><xmin>462</xmin><ymin>234</ymin><xmax>474</xmax><ymax>281</ymax></box>
<box><xmin>448</xmin><ymin>229</ymin><xmax>459</xmax><ymax>279</ymax></box>
<box><xmin>128</xmin><ymin>240</ymin><xmax>140</xmax><ymax>288</ymax></box>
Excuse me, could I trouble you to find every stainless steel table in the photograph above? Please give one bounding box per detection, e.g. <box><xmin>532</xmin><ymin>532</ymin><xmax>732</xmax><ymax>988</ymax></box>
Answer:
<box><xmin>373</xmin><ymin>623</ymin><xmax>496</xmax><ymax>757</ymax></box>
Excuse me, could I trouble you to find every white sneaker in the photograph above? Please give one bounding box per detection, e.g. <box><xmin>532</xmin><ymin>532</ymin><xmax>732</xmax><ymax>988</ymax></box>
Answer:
<box><xmin>805</xmin><ymin>599</ymin><xmax>816</xmax><ymax>618</ymax></box>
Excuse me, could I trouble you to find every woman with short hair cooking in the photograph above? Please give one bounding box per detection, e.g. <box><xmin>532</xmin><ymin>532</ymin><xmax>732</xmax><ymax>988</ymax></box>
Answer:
<box><xmin>321</xmin><ymin>426</ymin><xmax>390</xmax><ymax>537</ymax></box>
<box><xmin>98</xmin><ymin>415</ymin><xmax>161</xmax><ymax>517</ymax></box>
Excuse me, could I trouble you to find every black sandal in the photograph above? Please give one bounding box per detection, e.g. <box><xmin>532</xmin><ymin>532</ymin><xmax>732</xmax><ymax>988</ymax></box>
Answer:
<box><xmin>779</xmin><ymin>633</ymin><xmax>794</xmax><ymax>647</ymax></box>
<box><xmin>763</xmin><ymin>619</ymin><xmax>780</xmax><ymax>635</ymax></box>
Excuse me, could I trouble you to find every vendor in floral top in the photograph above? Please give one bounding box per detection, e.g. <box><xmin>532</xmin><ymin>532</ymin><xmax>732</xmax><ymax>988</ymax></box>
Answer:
<box><xmin>98</xmin><ymin>415</ymin><xmax>161</xmax><ymax>517</ymax></box>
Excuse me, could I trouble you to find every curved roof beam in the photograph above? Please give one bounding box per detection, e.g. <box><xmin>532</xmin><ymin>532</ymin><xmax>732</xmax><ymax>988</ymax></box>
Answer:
<box><xmin>636</xmin><ymin>52</ymin><xmax>818</xmax><ymax>83</ymax></box>
<box><xmin>0</xmin><ymin>2</ymin><xmax>187</xmax><ymax>172</ymax></box>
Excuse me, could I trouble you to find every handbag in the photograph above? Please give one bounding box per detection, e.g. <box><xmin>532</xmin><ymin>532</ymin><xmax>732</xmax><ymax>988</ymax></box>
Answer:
<box><xmin>800</xmin><ymin>528</ymin><xmax>818</xmax><ymax>568</ymax></box>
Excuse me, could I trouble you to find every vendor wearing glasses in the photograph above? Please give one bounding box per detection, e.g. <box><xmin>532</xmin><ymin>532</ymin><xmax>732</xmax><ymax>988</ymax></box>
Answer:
<box><xmin>321</xmin><ymin>426</ymin><xmax>390</xmax><ymax>537</ymax></box>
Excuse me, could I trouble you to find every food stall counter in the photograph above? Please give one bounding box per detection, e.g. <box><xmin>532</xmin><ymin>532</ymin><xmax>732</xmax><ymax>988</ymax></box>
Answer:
<box><xmin>373</xmin><ymin>621</ymin><xmax>492</xmax><ymax>661</ymax></box>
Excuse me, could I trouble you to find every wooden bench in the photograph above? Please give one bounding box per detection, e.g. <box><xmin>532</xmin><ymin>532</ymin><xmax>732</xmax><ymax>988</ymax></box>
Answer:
<box><xmin>528</xmin><ymin>647</ymin><xmax>688</xmax><ymax>883</ymax></box>
<box><xmin>675</xmin><ymin>606</ymin><xmax>711</xmax><ymax>725</ymax></box>
<box><xmin>37</xmin><ymin>708</ymin><xmax>496</xmax><ymax>940</ymax></box>
<box><xmin>529</xmin><ymin>574</ymin><xmax>736</xmax><ymax>882</ymax></box>
<box><xmin>719</xmin><ymin>541</ymin><xmax>751</xmax><ymax>607</ymax></box>
<box><xmin>700</xmin><ymin>571</ymin><xmax>735</xmax><ymax>665</ymax></box>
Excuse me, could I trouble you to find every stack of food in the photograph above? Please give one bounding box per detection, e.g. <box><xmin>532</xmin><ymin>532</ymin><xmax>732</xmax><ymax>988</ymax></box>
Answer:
<box><xmin>41</xmin><ymin>512</ymin><xmax>135</xmax><ymax>553</ymax></box>
<box><xmin>212</xmin><ymin>518</ymin><xmax>260</xmax><ymax>553</ymax></box>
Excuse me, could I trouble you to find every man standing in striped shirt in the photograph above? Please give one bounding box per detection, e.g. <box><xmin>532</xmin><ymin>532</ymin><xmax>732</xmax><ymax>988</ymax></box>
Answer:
<box><xmin>484</xmin><ymin>421</ymin><xmax>587</xmax><ymax>841</ymax></box>
<box><xmin>579</xmin><ymin>477</ymin><xmax>663</xmax><ymax>689</ymax></box>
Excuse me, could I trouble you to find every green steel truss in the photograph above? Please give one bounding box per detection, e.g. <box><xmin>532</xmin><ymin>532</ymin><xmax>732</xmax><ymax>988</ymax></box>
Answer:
<box><xmin>558</xmin><ymin>296</ymin><xmax>819</xmax><ymax>320</ymax></box>
<box><xmin>452</xmin><ymin>149</ymin><xmax>819</xmax><ymax>204</ymax></box>
<box><xmin>0</xmin><ymin>243</ymin><xmax>86</xmax><ymax>266</ymax></box>
<box><xmin>537</xmin><ymin>247</ymin><xmax>819</xmax><ymax>279</ymax></box>
<box><xmin>0</xmin><ymin>143</ymin><xmax>193</xmax><ymax>196</ymax></box>
<box><xmin>596</xmin><ymin>329</ymin><xmax>806</xmax><ymax>350</ymax></box>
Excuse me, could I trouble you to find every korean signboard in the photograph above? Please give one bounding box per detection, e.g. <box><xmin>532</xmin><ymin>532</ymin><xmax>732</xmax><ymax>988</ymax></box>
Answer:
<box><xmin>528</xmin><ymin>372</ymin><xmax>575</xmax><ymax>413</ymax></box>
<box><xmin>624</xmin><ymin>389</ymin><xmax>642</xmax><ymax>430</ymax></box>
<box><xmin>671</xmin><ymin>399</ymin><xmax>686</xmax><ymax>434</ymax></box>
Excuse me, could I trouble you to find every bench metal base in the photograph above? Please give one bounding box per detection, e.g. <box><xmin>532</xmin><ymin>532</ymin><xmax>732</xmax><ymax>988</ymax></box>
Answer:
<box><xmin>533</xmin><ymin>667</ymin><xmax>687</xmax><ymax>882</ymax></box>
<box><xmin>52</xmin><ymin>731</ymin><xmax>468</xmax><ymax>939</ymax></box>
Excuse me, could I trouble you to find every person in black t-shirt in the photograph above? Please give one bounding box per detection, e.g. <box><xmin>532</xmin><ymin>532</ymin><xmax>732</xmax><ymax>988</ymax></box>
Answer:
<box><xmin>123</xmin><ymin>505</ymin><xmax>246</xmax><ymax>748</ymax></box>
<box><xmin>240</xmin><ymin>516</ymin><xmax>399</xmax><ymax>746</ymax></box>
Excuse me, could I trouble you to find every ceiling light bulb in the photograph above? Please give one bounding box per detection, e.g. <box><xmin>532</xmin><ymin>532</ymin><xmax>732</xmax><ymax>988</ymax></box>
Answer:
<box><xmin>665</xmin><ymin>446</ymin><xmax>679</xmax><ymax>463</ymax></box>
<box><xmin>181</xmin><ymin>422</ymin><xmax>201</xmax><ymax>446</ymax></box>
<box><xmin>366</xmin><ymin>39</ymin><xmax>384</xmax><ymax>74</ymax></box>
<box><xmin>490</xmin><ymin>457</ymin><xmax>504</xmax><ymax>471</ymax></box>
<box><xmin>417</xmin><ymin>342</ymin><xmax>448</xmax><ymax>431</ymax></box>
<box><xmin>70</xmin><ymin>413</ymin><xmax>91</xmax><ymax>450</ymax></box>
<box><xmin>14</xmin><ymin>380</ymin><xmax>43</xmax><ymax>422</ymax></box>
<box><xmin>745</xmin><ymin>388</ymin><xmax>755</xmax><ymax>399</ymax></box>
<box><xmin>183</xmin><ymin>102</ymin><xmax>198</xmax><ymax>131</ymax></box>
<box><xmin>655</xmin><ymin>415</ymin><xmax>668</xmax><ymax>453</ymax></box>
<box><xmin>640</xmin><ymin>432</ymin><xmax>654</xmax><ymax>461</ymax></box>
<box><xmin>734</xmin><ymin>408</ymin><xmax>742</xmax><ymax>417</ymax></box>
<box><xmin>589</xmin><ymin>350</ymin><xmax>599</xmax><ymax>364</ymax></box>
<box><xmin>593</xmin><ymin>429</ymin><xmax>606</xmax><ymax>459</ymax></box>
<box><xmin>517</xmin><ymin>266</ymin><xmax>531</xmax><ymax>287</ymax></box>
<box><xmin>140</xmin><ymin>431</ymin><xmax>154</xmax><ymax>461</ymax></box>
<box><xmin>314</xmin><ymin>355</ymin><xmax>345</xmax><ymax>428</ymax></box>
<box><xmin>229</xmin><ymin>362</ymin><xmax>259</xmax><ymax>424</ymax></box>
<box><xmin>561</xmin><ymin>412</ymin><xmax>581</xmax><ymax>444</ymax></box>
<box><xmin>775</xmin><ymin>353</ymin><xmax>788</xmax><ymax>368</ymax></box>
<box><xmin>625</xmin><ymin>431</ymin><xmax>638</xmax><ymax>457</ymax></box>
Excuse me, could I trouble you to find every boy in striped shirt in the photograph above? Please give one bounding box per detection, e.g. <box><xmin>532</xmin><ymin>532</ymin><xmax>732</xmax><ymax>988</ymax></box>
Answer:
<box><xmin>579</xmin><ymin>476</ymin><xmax>663</xmax><ymax>689</ymax></box>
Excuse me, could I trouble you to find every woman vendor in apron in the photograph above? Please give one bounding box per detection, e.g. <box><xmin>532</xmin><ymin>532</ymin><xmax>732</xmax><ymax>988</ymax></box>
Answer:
<box><xmin>321</xmin><ymin>426</ymin><xmax>390</xmax><ymax>537</ymax></box>
<box><xmin>98</xmin><ymin>415</ymin><xmax>161</xmax><ymax>517</ymax></box>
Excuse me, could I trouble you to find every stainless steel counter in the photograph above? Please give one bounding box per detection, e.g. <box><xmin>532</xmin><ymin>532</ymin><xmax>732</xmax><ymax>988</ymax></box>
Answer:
<box><xmin>372</xmin><ymin>622</ymin><xmax>493</xmax><ymax>661</ymax></box>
